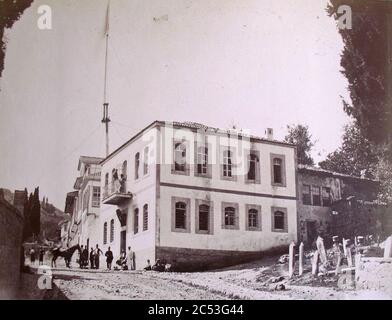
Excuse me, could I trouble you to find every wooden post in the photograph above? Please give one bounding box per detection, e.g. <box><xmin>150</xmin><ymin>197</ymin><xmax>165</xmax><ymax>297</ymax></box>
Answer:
<box><xmin>384</xmin><ymin>236</ymin><xmax>392</xmax><ymax>258</ymax></box>
<box><xmin>311</xmin><ymin>251</ymin><xmax>319</xmax><ymax>276</ymax></box>
<box><xmin>342</xmin><ymin>238</ymin><xmax>347</xmax><ymax>257</ymax></box>
<box><xmin>346</xmin><ymin>244</ymin><xmax>353</xmax><ymax>267</ymax></box>
<box><xmin>299</xmin><ymin>242</ymin><xmax>304</xmax><ymax>276</ymax></box>
<box><xmin>289</xmin><ymin>242</ymin><xmax>295</xmax><ymax>278</ymax></box>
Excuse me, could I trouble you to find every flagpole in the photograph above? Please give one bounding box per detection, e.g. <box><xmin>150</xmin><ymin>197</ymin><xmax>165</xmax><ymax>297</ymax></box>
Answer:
<box><xmin>102</xmin><ymin>0</ymin><xmax>111</xmax><ymax>157</ymax></box>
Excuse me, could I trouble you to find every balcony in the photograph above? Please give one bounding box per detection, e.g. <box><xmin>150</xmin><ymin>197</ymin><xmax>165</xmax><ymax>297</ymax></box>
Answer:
<box><xmin>102</xmin><ymin>180</ymin><xmax>133</xmax><ymax>205</ymax></box>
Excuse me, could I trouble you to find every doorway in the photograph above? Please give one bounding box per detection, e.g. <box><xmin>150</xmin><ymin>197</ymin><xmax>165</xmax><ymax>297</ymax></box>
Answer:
<box><xmin>120</xmin><ymin>230</ymin><xmax>126</xmax><ymax>253</ymax></box>
<box><xmin>306</xmin><ymin>220</ymin><xmax>317</xmax><ymax>246</ymax></box>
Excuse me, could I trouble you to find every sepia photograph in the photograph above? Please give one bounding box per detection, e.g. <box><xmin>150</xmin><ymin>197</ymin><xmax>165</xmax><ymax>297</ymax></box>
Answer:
<box><xmin>0</xmin><ymin>0</ymin><xmax>392</xmax><ymax>305</ymax></box>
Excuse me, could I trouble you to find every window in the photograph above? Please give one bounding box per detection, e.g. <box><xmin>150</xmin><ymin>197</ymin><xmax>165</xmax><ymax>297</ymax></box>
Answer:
<box><xmin>302</xmin><ymin>184</ymin><xmax>311</xmax><ymax>205</ymax></box>
<box><xmin>223</xmin><ymin>150</ymin><xmax>232</xmax><ymax>177</ymax></box>
<box><xmin>143</xmin><ymin>147</ymin><xmax>149</xmax><ymax>175</ymax></box>
<box><xmin>134</xmin><ymin>208</ymin><xmax>139</xmax><ymax>234</ymax></box>
<box><xmin>105</xmin><ymin>173</ymin><xmax>109</xmax><ymax>186</ymax></box>
<box><xmin>92</xmin><ymin>186</ymin><xmax>100</xmax><ymax>207</ymax></box>
<box><xmin>312</xmin><ymin>186</ymin><xmax>321</xmax><ymax>206</ymax></box>
<box><xmin>135</xmin><ymin>153</ymin><xmax>140</xmax><ymax>179</ymax></box>
<box><xmin>270</xmin><ymin>154</ymin><xmax>286</xmax><ymax>186</ymax></box>
<box><xmin>174</xmin><ymin>142</ymin><xmax>186</xmax><ymax>172</ymax></box>
<box><xmin>197</xmin><ymin>146</ymin><xmax>208</xmax><ymax>175</ymax></box>
<box><xmin>273</xmin><ymin>158</ymin><xmax>282</xmax><ymax>184</ymax></box>
<box><xmin>248</xmin><ymin>209</ymin><xmax>258</xmax><ymax>228</ymax></box>
<box><xmin>122</xmin><ymin>160</ymin><xmax>127</xmax><ymax>178</ymax></box>
<box><xmin>110</xmin><ymin>219</ymin><xmax>114</xmax><ymax>242</ymax></box>
<box><xmin>224</xmin><ymin>207</ymin><xmax>236</xmax><ymax>226</ymax></box>
<box><xmin>83</xmin><ymin>187</ymin><xmax>90</xmax><ymax>211</ymax></box>
<box><xmin>175</xmin><ymin>202</ymin><xmax>187</xmax><ymax>229</ymax></box>
<box><xmin>274</xmin><ymin>211</ymin><xmax>285</xmax><ymax>230</ymax></box>
<box><xmin>198</xmin><ymin>204</ymin><xmax>209</xmax><ymax>231</ymax></box>
<box><xmin>247</xmin><ymin>152</ymin><xmax>260</xmax><ymax>182</ymax></box>
<box><xmin>322</xmin><ymin>187</ymin><xmax>331</xmax><ymax>207</ymax></box>
<box><xmin>103</xmin><ymin>222</ymin><xmax>107</xmax><ymax>245</ymax></box>
<box><xmin>271</xmin><ymin>207</ymin><xmax>287</xmax><ymax>232</ymax></box>
<box><xmin>143</xmin><ymin>204</ymin><xmax>148</xmax><ymax>231</ymax></box>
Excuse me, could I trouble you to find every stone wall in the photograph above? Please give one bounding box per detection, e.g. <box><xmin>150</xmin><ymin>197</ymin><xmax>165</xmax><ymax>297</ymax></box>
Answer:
<box><xmin>156</xmin><ymin>245</ymin><xmax>287</xmax><ymax>271</ymax></box>
<box><xmin>0</xmin><ymin>193</ymin><xmax>24</xmax><ymax>299</ymax></box>
<box><xmin>356</xmin><ymin>257</ymin><xmax>392</xmax><ymax>298</ymax></box>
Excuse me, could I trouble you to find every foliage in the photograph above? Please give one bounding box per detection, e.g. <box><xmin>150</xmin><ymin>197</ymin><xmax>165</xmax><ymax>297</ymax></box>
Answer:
<box><xmin>284</xmin><ymin>124</ymin><xmax>314</xmax><ymax>165</ymax></box>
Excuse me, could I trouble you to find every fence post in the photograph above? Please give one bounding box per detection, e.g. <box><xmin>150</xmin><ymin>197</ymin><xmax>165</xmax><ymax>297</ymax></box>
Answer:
<box><xmin>289</xmin><ymin>241</ymin><xmax>295</xmax><ymax>278</ymax></box>
<box><xmin>299</xmin><ymin>242</ymin><xmax>304</xmax><ymax>276</ymax></box>
<box><xmin>311</xmin><ymin>251</ymin><xmax>319</xmax><ymax>276</ymax></box>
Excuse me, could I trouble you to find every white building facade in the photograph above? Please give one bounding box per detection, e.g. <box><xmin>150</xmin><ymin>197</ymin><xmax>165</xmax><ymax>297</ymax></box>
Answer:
<box><xmin>99</xmin><ymin>121</ymin><xmax>298</xmax><ymax>271</ymax></box>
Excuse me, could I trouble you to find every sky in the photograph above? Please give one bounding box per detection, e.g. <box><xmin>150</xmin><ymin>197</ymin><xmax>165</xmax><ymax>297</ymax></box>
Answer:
<box><xmin>0</xmin><ymin>0</ymin><xmax>350</xmax><ymax>209</ymax></box>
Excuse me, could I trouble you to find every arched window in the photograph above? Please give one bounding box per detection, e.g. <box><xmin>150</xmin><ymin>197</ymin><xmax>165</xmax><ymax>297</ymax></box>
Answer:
<box><xmin>103</xmin><ymin>222</ymin><xmax>107</xmax><ymax>245</ymax></box>
<box><xmin>273</xmin><ymin>158</ymin><xmax>282</xmax><ymax>184</ymax></box>
<box><xmin>223</xmin><ymin>150</ymin><xmax>232</xmax><ymax>177</ymax></box>
<box><xmin>247</xmin><ymin>154</ymin><xmax>259</xmax><ymax>181</ymax></box>
<box><xmin>199</xmin><ymin>204</ymin><xmax>209</xmax><ymax>231</ymax></box>
<box><xmin>143</xmin><ymin>204</ymin><xmax>148</xmax><ymax>231</ymax></box>
<box><xmin>134</xmin><ymin>208</ymin><xmax>139</xmax><ymax>234</ymax></box>
<box><xmin>174</xmin><ymin>142</ymin><xmax>186</xmax><ymax>172</ymax></box>
<box><xmin>197</xmin><ymin>146</ymin><xmax>208</xmax><ymax>175</ymax></box>
<box><xmin>175</xmin><ymin>202</ymin><xmax>187</xmax><ymax>229</ymax></box>
<box><xmin>224</xmin><ymin>207</ymin><xmax>235</xmax><ymax>226</ymax></box>
<box><xmin>248</xmin><ymin>208</ymin><xmax>258</xmax><ymax>228</ymax></box>
<box><xmin>135</xmin><ymin>152</ymin><xmax>140</xmax><ymax>179</ymax></box>
<box><xmin>274</xmin><ymin>211</ymin><xmax>285</xmax><ymax>230</ymax></box>
<box><xmin>110</xmin><ymin>219</ymin><xmax>114</xmax><ymax>242</ymax></box>
<box><xmin>143</xmin><ymin>147</ymin><xmax>149</xmax><ymax>175</ymax></box>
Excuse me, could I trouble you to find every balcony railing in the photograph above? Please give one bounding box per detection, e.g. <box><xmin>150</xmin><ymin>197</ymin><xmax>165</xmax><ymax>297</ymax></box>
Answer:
<box><xmin>102</xmin><ymin>180</ymin><xmax>132</xmax><ymax>205</ymax></box>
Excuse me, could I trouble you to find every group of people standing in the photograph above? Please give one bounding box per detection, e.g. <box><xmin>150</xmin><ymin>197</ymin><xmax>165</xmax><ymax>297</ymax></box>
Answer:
<box><xmin>78</xmin><ymin>245</ymin><xmax>135</xmax><ymax>271</ymax></box>
<box><xmin>29</xmin><ymin>247</ymin><xmax>46</xmax><ymax>265</ymax></box>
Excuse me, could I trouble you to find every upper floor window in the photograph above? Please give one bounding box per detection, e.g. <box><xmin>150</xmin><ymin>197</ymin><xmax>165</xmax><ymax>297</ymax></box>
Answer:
<box><xmin>143</xmin><ymin>204</ymin><xmax>148</xmax><ymax>231</ymax></box>
<box><xmin>247</xmin><ymin>151</ymin><xmax>260</xmax><ymax>183</ymax></box>
<box><xmin>223</xmin><ymin>150</ymin><xmax>233</xmax><ymax>177</ymax></box>
<box><xmin>302</xmin><ymin>184</ymin><xmax>311</xmax><ymax>205</ymax></box>
<box><xmin>273</xmin><ymin>158</ymin><xmax>282</xmax><ymax>183</ymax></box>
<box><xmin>83</xmin><ymin>187</ymin><xmax>90</xmax><ymax>211</ymax></box>
<box><xmin>270</xmin><ymin>154</ymin><xmax>286</xmax><ymax>186</ymax></box>
<box><xmin>135</xmin><ymin>153</ymin><xmax>140</xmax><ymax>180</ymax></box>
<box><xmin>92</xmin><ymin>186</ymin><xmax>100</xmax><ymax>207</ymax></box>
<box><xmin>105</xmin><ymin>173</ymin><xmax>109</xmax><ymax>186</ymax></box>
<box><xmin>110</xmin><ymin>219</ymin><xmax>114</xmax><ymax>242</ymax></box>
<box><xmin>175</xmin><ymin>202</ymin><xmax>187</xmax><ymax>229</ymax></box>
<box><xmin>103</xmin><ymin>222</ymin><xmax>108</xmax><ymax>245</ymax></box>
<box><xmin>134</xmin><ymin>208</ymin><xmax>139</xmax><ymax>234</ymax></box>
<box><xmin>143</xmin><ymin>147</ymin><xmax>149</xmax><ymax>175</ymax></box>
<box><xmin>312</xmin><ymin>186</ymin><xmax>321</xmax><ymax>206</ymax></box>
<box><xmin>174</xmin><ymin>142</ymin><xmax>187</xmax><ymax>172</ymax></box>
<box><xmin>322</xmin><ymin>187</ymin><xmax>331</xmax><ymax>207</ymax></box>
<box><xmin>122</xmin><ymin>160</ymin><xmax>127</xmax><ymax>179</ymax></box>
<box><xmin>197</xmin><ymin>146</ymin><xmax>208</xmax><ymax>175</ymax></box>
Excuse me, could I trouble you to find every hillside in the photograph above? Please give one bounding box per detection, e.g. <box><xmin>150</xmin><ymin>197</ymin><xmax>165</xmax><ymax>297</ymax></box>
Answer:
<box><xmin>0</xmin><ymin>188</ymin><xmax>68</xmax><ymax>242</ymax></box>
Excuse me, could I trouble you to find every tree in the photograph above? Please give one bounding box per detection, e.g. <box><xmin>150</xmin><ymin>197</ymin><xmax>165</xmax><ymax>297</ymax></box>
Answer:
<box><xmin>30</xmin><ymin>187</ymin><xmax>41</xmax><ymax>240</ymax></box>
<box><xmin>319</xmin><ymin>123</ymin><xmax>378</xmax><ymax>178</ymax></box>
<box><xmin>327</xmin><ymin>1</ymin><xmax>392</xmax><ymax>203</ymax></box>
<box><xmin>284</xmin><ymin>124</ymin><xmax>315</xmax><ymax>165</ymax></box>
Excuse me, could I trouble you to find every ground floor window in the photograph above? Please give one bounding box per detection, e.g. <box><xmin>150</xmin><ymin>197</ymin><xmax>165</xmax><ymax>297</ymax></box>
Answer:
<box><xmin>110</xmin><ymin>219</ymin><xmax>114</xmax><ymax>242</ymax></box>
<box><xmin>103</xmin><ymin>222</ymin><xmax>107</xmax><ymax>244</ymax></box>
<box><xmin>143</xmin><ymin>204</ymin><xmax>148</xmax><ymax>231</ymax></box>
<box><xmin>171</xmin><ymin>197</ymin><xmax>191</xmax><ymax>232</ymax></box>
<box><xmin>271</xmin><ymin>207</ymin><xmax>288</xmax><ymax>232</ymax></box>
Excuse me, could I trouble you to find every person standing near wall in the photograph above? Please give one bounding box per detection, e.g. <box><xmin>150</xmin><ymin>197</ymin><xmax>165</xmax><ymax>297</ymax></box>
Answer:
<box><xmin>105</xmin><ymin>247</ymin><xmax>113</xmax><ymax>270</ymax></box>
<box><xmin>89</xmin><ymin>247</ymin><xmax>95</xmax><ymax>269</ymax></box>
<box><xmin>94</xmin><ymin>244</ymin><xmax>103</xmax><ymax>269</ymax></box>
<box><xmin>126</xmin><ymin>246</ymin><xmax>135</xmax><ymax>270</ymax></box>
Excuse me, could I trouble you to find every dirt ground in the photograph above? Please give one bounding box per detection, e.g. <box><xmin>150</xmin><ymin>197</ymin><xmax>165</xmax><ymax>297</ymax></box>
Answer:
<box><xmin>20</xmin><ymin>254</ymin><xmax>391</xmax><ymax>300</ymax></box>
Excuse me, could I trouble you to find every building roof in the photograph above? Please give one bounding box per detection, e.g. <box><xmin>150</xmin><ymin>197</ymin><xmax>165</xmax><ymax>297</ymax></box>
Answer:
<box><xmin>77</xmin><ymin>156</ymin><xmax>104</xmax><ymax>170</ymax></box>
<box><xmin>298</xmin><ymin>164</ymin><xmax>378</xmax><ymax>183</ymax></box>
<box><xmin>101</xmin><ymin>120</ymin><xmax>296</xmax><ymax>165</ymax></box>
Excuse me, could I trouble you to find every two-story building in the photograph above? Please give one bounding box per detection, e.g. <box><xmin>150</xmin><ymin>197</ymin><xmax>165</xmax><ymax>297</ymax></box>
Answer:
<box><xmin>99</xmin><ymin>121</ymin><xmax>298</xmax><ymax>271</ymax></box>
<box><xmin>65</xmin><ymin>156</ymin><xmax>103</xmax><ymax>250</ymax></box>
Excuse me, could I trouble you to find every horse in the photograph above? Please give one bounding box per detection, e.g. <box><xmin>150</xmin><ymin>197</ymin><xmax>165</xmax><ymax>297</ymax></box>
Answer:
<box><xmin>51</xmin><ymin>244</ymin><xmax>81</xmax><ymax>268</ymax></box>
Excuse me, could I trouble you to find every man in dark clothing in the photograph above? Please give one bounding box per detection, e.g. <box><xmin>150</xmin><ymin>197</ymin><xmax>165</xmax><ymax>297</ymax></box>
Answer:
<box><xmin>82</xmin><ymin>246</ymin><xmax>89</xmax><ymax>269</ymax></box>
<box><xmin>89</xmin><ymin>247</ymin><xmax>95</xmax><ymax>269</ymax></box>
<box><xmin>105</xmin><ymin>247</ymin><xmax>114</xmax><ymax>270</ymax></box>
<box><xmin>39</xmin><ymin>248</ymin><xmax>44</xmax><ymax>265</ymax></box>
<box><xmin>94</xmin><ymin>244</ymin><xmax>103</xmax><ymax>269</ymax></box>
